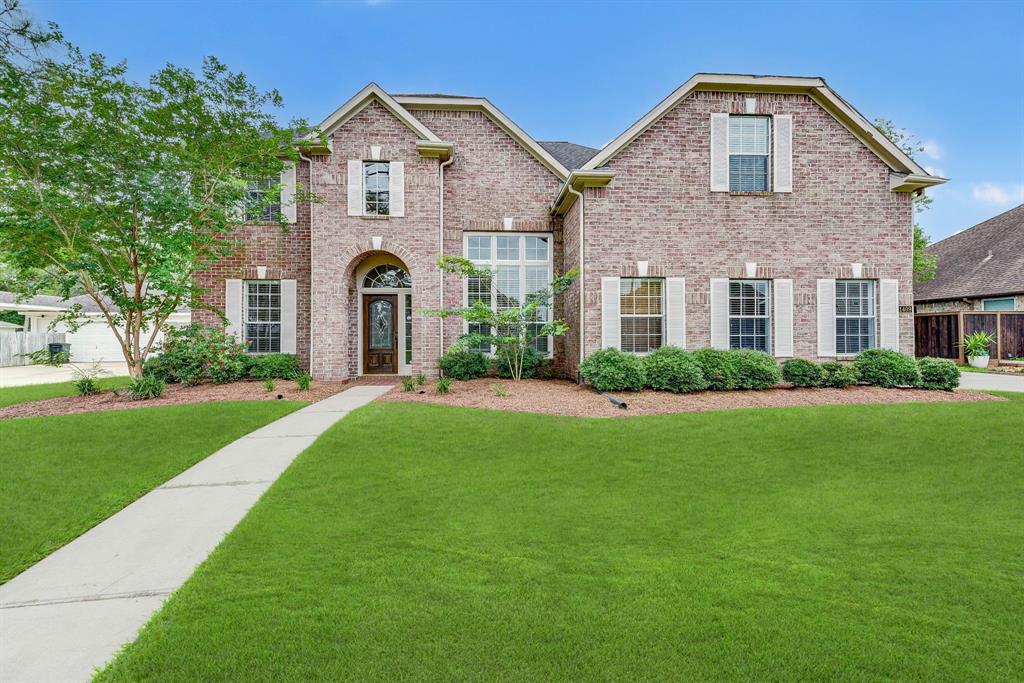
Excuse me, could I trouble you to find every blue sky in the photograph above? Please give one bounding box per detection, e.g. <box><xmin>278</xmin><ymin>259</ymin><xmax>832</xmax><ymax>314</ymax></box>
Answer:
<box><xmin>26</xmin><ymin>0</ymin><xmax>1024</xmax><ymax>241</ymax></box>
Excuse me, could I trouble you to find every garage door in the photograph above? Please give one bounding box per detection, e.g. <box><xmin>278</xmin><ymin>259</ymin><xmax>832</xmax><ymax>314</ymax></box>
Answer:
<box><xmin>67</xmin><ymin>321</ymin><xmax>126</xmax><ymax>362</ymax></box>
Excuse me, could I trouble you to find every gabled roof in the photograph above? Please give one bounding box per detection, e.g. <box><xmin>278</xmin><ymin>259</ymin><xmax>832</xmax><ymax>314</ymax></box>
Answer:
<box><xmin>0</xmin><ymin>291</ymin><xmax>192</xmax><ymax>315</ymax></box>
<box><xmin>315</xmin><ymin>83</ymin><xmax>441</xmax><ymax>143</ymax></box>
<box><xmin>914</xmin><ymin>204</ymin><xmax>1024</xmax><ymax>302</ymax></box>
<box><xmin>394</xmin><ymin>95</ymin><xmax>570</xmax><ymax>179</ymax></box>
<box><xmin>538</xmin><ymin>141</ymin><xmax>601</xmax><ymax>171</ymax></box>
<box><xmin>581</xmin><ymin>73</ymin><xmax>946</xmax><ymax>188</ymax></box>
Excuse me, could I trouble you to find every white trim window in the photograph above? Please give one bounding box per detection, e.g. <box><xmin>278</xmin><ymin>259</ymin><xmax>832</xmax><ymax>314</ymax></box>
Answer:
<box><xmin>620</xmin><ymin>278</ymin><xmax>663</xmax><ymax>353</ymax></box>
<box><xmin>245</xmin><ymin>178</ymin><xmax>280</xmax><ymax>222</ymax></box>
<box><xmin>363</xmin><ymin>161</ymin><xmax>390</xmax><ymax>216</ymax></box>
<box><xmin>244</xmin><ymin>280</ymin><xmax>281</xmax><ymax>353</ymax></box>
<box><xmin>835</xmin><ymin>280</ymin><xmax>876</xmax><ymax>354</ymax></box>
<box><xmin>729</xmin><ymin>280</ymin><xmax>771</xmax><ymax>352</ymax></box>
<box><xmin>464</xmin><ymin>233</ymin><xmax>553</xmax><ymax>355</ymax></box>
<box><xmin>729</xmin><ymin>116</ymin><xmax>771</xmax><ymax>192</ymax></box>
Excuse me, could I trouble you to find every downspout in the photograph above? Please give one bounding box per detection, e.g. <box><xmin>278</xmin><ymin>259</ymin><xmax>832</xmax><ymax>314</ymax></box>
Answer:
<box><xmin>566</xmin><ymin>183</ymin><xmax>585</xmax><ymax>383</ymax></box>
<box><xmin>299</xmin><ymin>152</ymin><xmax>314</xmax><ymax>376</ymax></box>
<box><xmin>438</xmin><ymin>153</ymin><xmax>455</xmax><ymax>372</ymax></box>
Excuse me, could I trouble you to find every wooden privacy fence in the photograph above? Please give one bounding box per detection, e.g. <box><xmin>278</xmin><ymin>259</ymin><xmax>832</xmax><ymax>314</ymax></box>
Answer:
<box><xmin>0</xmin><ymin>331</ymin><xmax>67</xmax><ymax>367</ymax></box>
<box><xmin>914</xmin><ymin>310</ymin><xmax>1024</xmax><ymax>362</ymax></box>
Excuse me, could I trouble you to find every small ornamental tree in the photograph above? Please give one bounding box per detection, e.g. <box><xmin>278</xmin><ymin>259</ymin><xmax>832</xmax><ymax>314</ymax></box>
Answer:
<box><xmin>0</xmin><ymin>7</ymin><xmax>318</xmax><ymax>376</ymax></box>
<box><xmin>425</xmin><ymin>256</ymin><xmax>578</xmax><ymax>381</ymax></box>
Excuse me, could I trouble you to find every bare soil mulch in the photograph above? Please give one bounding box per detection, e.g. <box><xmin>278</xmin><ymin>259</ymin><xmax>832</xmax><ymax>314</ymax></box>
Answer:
<box><xmin>0</xmin><ymin>379</ymin><xmax>357</xmax><ymax>420</ymax></box>
<box><xmin>381</xmin><ymin>378</ymin><xmax>1001</xmax><ymax>418</ymax></box>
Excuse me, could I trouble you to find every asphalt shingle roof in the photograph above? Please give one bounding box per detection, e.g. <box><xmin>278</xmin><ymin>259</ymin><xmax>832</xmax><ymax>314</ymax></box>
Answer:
<box><xmin>538</xmin><ymin>141</ymin><xmax>602</xmax><ymax>171</ymax></box>
<box><xmin>914</xmin><ymin>203</ymin><xmax>1024</xmax><ymax>302</ymax></box>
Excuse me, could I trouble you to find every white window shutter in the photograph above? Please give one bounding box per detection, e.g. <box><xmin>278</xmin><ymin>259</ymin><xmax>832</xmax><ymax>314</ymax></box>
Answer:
<box><xmin>773</xmin><ymin>114</ymin><xmax>793</xmax><ymax>193</ymax></box>
<box><xmin>225</xmin><ymin>279</ymin><xmax>243</xmax><ymax>341</ymax></box>
<box><xmin>347</xmin><ymin>159</ymin><xmax>362</xmax><ymax>216</ymax></box>
<box><xmin>280</xmin><ymin>279</ymin><xmax>297</xmax><ymax>353</ymax></box>
<box><xmin>665</xmin><ymin>277</ymin><xmax>686</xmax><ymax>348</ymax></box>
<box><xmin>601</xmin><ymin>277</ymin><xmax>621</xmax><ymax>350</ymax></box>
<box><xmin>281</xmin><ymin>164</ymin><xmax>297</xmax><ymax>224</ymax></box>
<box><xmin>817</xmin><ymin>279</ymin><xmax>836</xmax><ymax>356</ymax></box>
<box><xmin>389</xmin><ymin>161</ymin><xmax>405</xmax><ymax>217</ymax></box>
<box><xmin>773</xmin><ymin>279</ymin><xmax>794</xmax><ymax>357</ymax></box>
<box><xmin>710</xmin><ymin>113</ymin><xmax>730</xmax><ymax>192</ymax></box>
<box><xmin>709</xmin><ymin>278</ymin><xmax>730</xmax><ymax>349</ymax></box>
<box><xmin>879</xmin><ymin>279</ymin><xmax>900</xmax><ymax>351</ymax></box>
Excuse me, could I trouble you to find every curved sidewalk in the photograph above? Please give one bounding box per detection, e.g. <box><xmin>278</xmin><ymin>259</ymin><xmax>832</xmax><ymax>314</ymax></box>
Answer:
<box><xmin>0</xmin><ymin>384</ymin><xmax>393</xmax><ymax>682</ymax></box>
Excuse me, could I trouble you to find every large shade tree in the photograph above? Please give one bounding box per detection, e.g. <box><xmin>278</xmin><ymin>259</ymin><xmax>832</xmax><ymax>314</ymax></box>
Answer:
<box><xmin>0</xmin><ymin>0</ymin><xmax>316</xmax><ymax>375</ymax></box>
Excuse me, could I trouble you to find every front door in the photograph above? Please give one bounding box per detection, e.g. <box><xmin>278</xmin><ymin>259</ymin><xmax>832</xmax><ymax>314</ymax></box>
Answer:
<box><xmin>363</xmin><ymin>294</ymin><xmax>397</xmax><ymax>374</ymax></box>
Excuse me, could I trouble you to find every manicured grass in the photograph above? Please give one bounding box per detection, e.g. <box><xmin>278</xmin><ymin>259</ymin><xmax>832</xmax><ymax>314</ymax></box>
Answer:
<box><xmin>0</xmin><ymin>401</ymin><xmax>303</xmax><ymax>583</ymax></box>
<box><xmin>0</xmin><ymin>376</ymin><xmax>132</xmax><ymax>407</ymax></box>
<box><xmin>98</xmin><ymin>397</ymin><xmax>1024</xmax><ymax>681</ymax></box>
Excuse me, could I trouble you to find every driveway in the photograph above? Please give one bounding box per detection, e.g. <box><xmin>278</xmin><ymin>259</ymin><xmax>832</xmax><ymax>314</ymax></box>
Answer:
<box><xmin>0</xmin><ymin>362</ymin><xmax>130</xmax><ymax>388</ymax></box>
<box><xmin>959</xmin><ymin>371</ymin><xmax>1024</xmax><ymax>393</ymax></box>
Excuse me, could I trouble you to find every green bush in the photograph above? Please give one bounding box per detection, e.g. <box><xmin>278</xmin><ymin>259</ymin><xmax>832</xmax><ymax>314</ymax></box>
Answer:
<box><xmin>917</xmin><ymin>357</ymin><xmax>960</xmax><ymax>390</ymax></box>
<box><xmin>401</xmin><ymin>376</ymin><xmax>416</xmax><ymax>392</ymax></box>
<box><xmin>854</xmin><ymin>348</ymin><xmax>921</xmax><ymax>388</ymax></box>
<box><xmin>72</xmin><ymin>375</ymin><xmax>100</xmax><ymax>396</ymax></box>
<box><xmin>126</xmin><ymin>374</ymin><xmax>165</xmax><ymax>401</ymax></box>
<box><xmin>435</xmin><ymin>377</ymin><xmax>453</xmax><ymax>395</ymax></box>
<box><xmin>733</xmin><ymin>350</ymin><xmax>782</xmax><ymax>390</ymax></box>
<box><xmin>439</xmin><ymin>348</ymin><xmax>490</xmax><ymax>380</ymax></box>
<box><xmin>154</xmin><ymin>324</ymin><xmax>248</xmax><ymax>385</ymax></box>
<box><xmin>781</xmin><ymin>358</ymin><xmax>823</xmax><ymax>388</ymax></box>
<box><xmin>263</xmin><ymin>378</ymin><xmax>275</xmax><ymax>392</ymax></box>
<box><xmin>579</xmin><ymin>348</ymin><xmax>646</xmax><ymax>392</ymax></box>
<box><xmin>296</xmin><ymin>373</ymin><xmax>311</xmax><ymax>391</ymax></box>
<box><xmin>494</xmin><ymin>346</ymin><xmax>549</xmax><ymax>380</ymax></box>
<box><xmin>643</xmin><ymin>346</ymin><xmax>709</xmax><ymax>393</ymax></box>
<box><xmin>691</xmin><ymin>349</ymin><xmax>741</xmax><ymax>391</ymax></box>
<box><xmin>249</xmin><ymin>353</ymin><xmax>300</xmax><ymax>380</ymax></box>
<box><xmin>820</xmin><ymin>361</ymin><xmax>859</xmax><ymax>388</ymax></box>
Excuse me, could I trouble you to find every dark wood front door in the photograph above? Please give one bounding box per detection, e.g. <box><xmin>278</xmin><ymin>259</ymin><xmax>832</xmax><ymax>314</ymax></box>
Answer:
<box><xmin>363</xmin><ymin>294</ymin><xmax>397</xmax><ymax>374</ymax></box>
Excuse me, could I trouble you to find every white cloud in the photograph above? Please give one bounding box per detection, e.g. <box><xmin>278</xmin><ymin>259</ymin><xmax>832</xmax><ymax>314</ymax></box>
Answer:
<box><xmin>921</xmin><ymin>139</ymin><xmax>945</xmax><ymax>160</ymax></box>
<box><xmin>971</xmin><ymin>182</ymin><xmax>1024</xmax><ymax>206</ymax></box>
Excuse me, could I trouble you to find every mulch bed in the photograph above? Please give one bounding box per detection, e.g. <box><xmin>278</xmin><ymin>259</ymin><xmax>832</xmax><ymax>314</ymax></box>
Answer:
<box><xmin>381</xmin><ymin>378</ymin><xmax>1001</xmax><ymax>418</ymax></box>
<box><xmin>0</xmin><ymin>379</ymin><xmax>356</xmax><ymax>420</ymax></box>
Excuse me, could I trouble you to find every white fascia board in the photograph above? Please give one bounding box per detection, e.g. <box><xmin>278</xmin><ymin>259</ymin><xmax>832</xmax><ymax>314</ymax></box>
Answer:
<box><xmin>550</xmin><ymin>169</ymin><xmax>616</xmax><ymax>214</ymax></box>
<box><xmin>312</xmin><ymin>83</ymin><xmax>441</xmax><ymax>144</ymax></box>
<box><xmin>890</xmin><ymin>173</ymin><xmax>948</xmax><ymax>191</ymax></box>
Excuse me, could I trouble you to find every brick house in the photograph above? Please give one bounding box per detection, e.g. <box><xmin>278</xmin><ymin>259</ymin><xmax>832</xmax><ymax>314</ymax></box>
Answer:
<box><xmin>195</xmin><ymin>74</ymin><xmax>945</xmax><ymax>380</ymax></box>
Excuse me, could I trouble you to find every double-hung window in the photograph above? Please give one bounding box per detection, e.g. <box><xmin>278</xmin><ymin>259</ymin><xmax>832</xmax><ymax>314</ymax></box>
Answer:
<box><xmin>245</xmin><ymin>178</ymin><xmax>280</xmax><ymax>222</ymax></box>
<box><xmin>729</xmin><ymin>116</ymin><xmax>771</xmax><ymax>192</ymax></box>
<box><xmin>620</xmin><ymin>278</ymin><xmax>663</xmax><ymax>353</ymax></box>
<box><xmin>835</xmin><ymin>280</ymin><xmax>876</xmax><ymax>354</ymax></box>
<box><xmin>729</xmin><ymin>280</ymin><xmax>771</xmax><ymax>352</ymax></box>
<box><xmin>464</xmin><ymin>233</ymin><xmax>552</xmax><ymax>355</ymax></box>
<box><xmin>244</xmin><ymin>280</ymin><xmax>281</xmax><ymax>353</ymax></box>
<box><xmin>363</xmin><ymin>161</ymin><xmax>390</xmax><ymax>216</ymax></box>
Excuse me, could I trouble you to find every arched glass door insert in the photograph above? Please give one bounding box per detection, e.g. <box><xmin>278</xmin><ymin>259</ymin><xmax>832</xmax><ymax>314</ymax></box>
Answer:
<box><xmin>362</xmin><ymin>265</ymin><xmax>411</xmax><ymax>289</ymax></box>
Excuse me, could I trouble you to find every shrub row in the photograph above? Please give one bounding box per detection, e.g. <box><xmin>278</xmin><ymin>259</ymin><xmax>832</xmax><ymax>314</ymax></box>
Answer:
<box><xmin>144</xmin><ymin>324</ymin><xmax>301</xmax><ymax>384</ymax></box>
<box><xmin>780</xmin><ymin>350</ymin><xmax>959</xmax><ymax>390</ymax></box>
<box><xmin>438</xmin><ymin>346</ymin><xmax>550</xmax><ymax>380</ymax></box>
<box><xmin>579</xmin><ymin>347</ymin><xmax>783</xmax><ymax>393</ymax></box>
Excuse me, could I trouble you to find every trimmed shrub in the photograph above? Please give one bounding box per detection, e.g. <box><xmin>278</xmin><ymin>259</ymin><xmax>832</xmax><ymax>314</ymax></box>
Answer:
<box><xmin>643</xmin><ymin>346</ymin><xmax>709</xmax><ymax>393</ymax></box>
<box><xmin>126</xmin><ymin>374</ymin><xmax>165</xmax><ymax>401</ymax></box>
<box><xmin>820</xmin><ymin>361</ymin><xmax>859</xmax><ymax>388</ymax></box>
<box><xmin>154</xmin><ymin>324</ymin><xmax>248</xmax><ymax>385</ymax></box>
<box><xmin>733</xmin><ymin>350</ymin><xmax>782</xmax><ymax>390</ymax></box>
<box><xmin>249</xmin><ymin>353</ymin><xmax>301</xmax><ymax>380</ymax></box>
<box><xmin>691</xmin><ymin>349</ymin><xmax>741</xmax><ymax>391</ymax></box>
<box><xmin>579</xmin><ymin>348</ymin><xmax>646</xmax><ymax>392</ymax></box>
<box><xmin>854</xmin><ymin>348</ymin><xmax>921</xmax><ymax>388</ymax></box>
<box><xmin>917</xmin><ymin>357</ymin><xmax>960</xmax><ymax>390</ymax></box>
<box><xmin>781</xmin><ymin>358</ymin><xmax>823</xmax><ymax>388</ymax></box>
<box><xmin>439</xmin><ymin>348</ymin><xmax>490</xmax><ymax>380</ymax></box>
<box><xmin>494</xmin><ymin>346</ymin><xmax>549</xmax><ymax>380</ymax></box>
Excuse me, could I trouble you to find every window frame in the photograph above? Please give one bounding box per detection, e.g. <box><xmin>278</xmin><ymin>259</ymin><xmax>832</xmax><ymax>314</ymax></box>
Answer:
<box><xmin>982</xmin><ymin>297</ymin><xmax>1015</xmax><ymax>311</ymax></box>
<box><xmin>363</xmin><ymin>161</ymin><xmax>390</xmax><ymax>216</ymax></box>
<box><xmin>245</xmin><ymin>177</ymin><xmax>281</xmax><ymax>223</ymax></box>
<box><xmin>728</xmin><ymin>279</ymin><xmax>772</xmax><ymax>353</ymax></box>
<box><xmin>462</xmin><ymin>232</ymin><xmax>554</xmax><ymax>357</ymax></box>
<box><xmin>619</xmin><ymin>277</ymin><xmax>665</xmax><ymax>354</ymax></box>
<box><xmin>728</xmin><ymin>115</ymin><xmax>772</xmax><ymax>192</ymax></box>
<box><xmin>242</xmin><ymin>280</ymin><xmax>282</xmax><ymax>355</ymax></box>
<box><xmin>834</xmin><ymin>279</ymin><xmax>877</xmax><ymax>356</ymax></box>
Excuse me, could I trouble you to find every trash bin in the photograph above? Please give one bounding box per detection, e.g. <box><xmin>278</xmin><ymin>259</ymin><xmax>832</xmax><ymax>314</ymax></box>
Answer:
<box><xmin>48</xmin><ymin>342</ymin><xmax>71</xmax><ymax>361</ymax></box>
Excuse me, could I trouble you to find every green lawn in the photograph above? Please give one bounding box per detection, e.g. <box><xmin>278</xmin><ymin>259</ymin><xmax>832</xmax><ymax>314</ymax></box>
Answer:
<box><xmin>0</xmin><ymin>401</ymin><xmax>303</xmax><ymax>583</ymax></box>
<box><xmin>0</xmin><ymin>376</ymin><xmax>132</xmax><ymax>407</ymax></box>
<box><xmin>97</xmin><ymin>397</ymin><xmax>1024</xmax><ymax>681</ymax></box>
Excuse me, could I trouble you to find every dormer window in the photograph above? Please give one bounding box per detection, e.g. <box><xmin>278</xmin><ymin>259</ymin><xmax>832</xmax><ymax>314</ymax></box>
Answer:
<box><xmin>363</xmin><ymin>161</ymin><xmax>390</xmax><ymax>216</ymax></box>
<box><xmin>728</xmin><ymin>116</ymin><xmax>771</xmax><ymax>192</ymax></box>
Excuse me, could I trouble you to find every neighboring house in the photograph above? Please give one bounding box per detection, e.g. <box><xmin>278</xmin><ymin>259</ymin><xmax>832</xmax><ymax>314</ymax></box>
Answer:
<box><xmin>914</xmin><ymin>204</ymin><xmax>1024</xmax><ymax>312</ymax></box>
<box><xmin>0</xmin><ymin>292</ymin><xmax>191</xmax><ymax>362</ymax></box>
<box><xmin>0</xmin><ymin>320</ymin><xmax>23</xmax><ymax>331</ymax></box>
<box><xmin>194</xmin><ymin>73</ymin><xmax>945</xmax><ymax>380</ymax></box>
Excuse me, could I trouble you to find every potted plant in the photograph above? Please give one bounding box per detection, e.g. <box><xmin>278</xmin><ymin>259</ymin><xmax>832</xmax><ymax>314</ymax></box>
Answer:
<box><xmin>961</xmin><ymin>330</ymin><xmax>996</xmax><ymax>368</ymax></box>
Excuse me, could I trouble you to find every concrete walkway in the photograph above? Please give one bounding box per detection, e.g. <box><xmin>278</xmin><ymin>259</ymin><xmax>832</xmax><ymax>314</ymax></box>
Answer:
<box><xmin>0</xmin><ymin>384</ymin><xmax>393</xmax><ymax>682</ymax></box>
<box><xmin>0</xmin><ymin>362</ymin><xmax>130</xmax><ymax>387</ymax></box>
<box><xmin>959</xmin><ymin>371</ymin><xmax>1024</xmax><ymax>392</ymax></box>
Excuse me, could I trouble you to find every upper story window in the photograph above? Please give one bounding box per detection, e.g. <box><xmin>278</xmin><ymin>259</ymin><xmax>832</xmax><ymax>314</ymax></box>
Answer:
<box><xmin>729</xmin><ymin>116</ymin><xmax>771</xmax><ymax>192</ymax></box>
<box><xmin>245</xmin><ymin>178</ymin><xmax>280</xmax><ymax>222</ymax></box>
<box><xmin>363</xmin><ymin>162</ymin><xmax>390</xmax><ymax>216</ymax></box>
<box><xmin>835</xmin><ymin>280</ymin><xmax>876</xmax><ymax>354</ymax></box>
<box><xmin>244</xmin><ymin>280</ymin><xmax>281</xmax><ymax>354</ymax></box>
<box><xmin>729</xmin><ymin>280</ymin><xmax>771</xmax><ymax>352</ymax></box>
<box><xmin>620</xmin><ymin>278</ymin><xmax>663</xmax><ymax>354</ymax></box>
